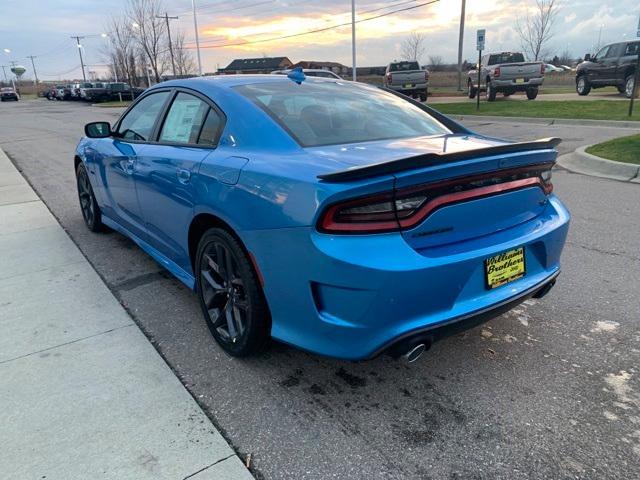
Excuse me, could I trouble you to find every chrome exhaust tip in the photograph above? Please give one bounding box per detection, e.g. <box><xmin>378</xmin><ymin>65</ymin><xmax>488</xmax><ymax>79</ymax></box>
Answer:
<box><xmin>403</xmin><ymin>343</ymin><xmax>426</xmax><ymax>363</ymax></box>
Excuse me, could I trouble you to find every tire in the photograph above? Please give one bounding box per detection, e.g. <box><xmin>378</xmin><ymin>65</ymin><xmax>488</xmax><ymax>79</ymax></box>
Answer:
<box><xmin>486</xmin><ymin>82</ymin><xmax>497</xmax><ymax>102</ymax></box>
<box><xmin>576</xmin><ymin>75</ymin><xmax>591</xmax><ymax>96</ymax></box>
<box><xmin>419</xmin><ymin>90</ymin><xmax>427</xmax><ymax>102</ymax></box>
<box><xmin>526</xmin><ymin>88</ymin><xmax>539</xmax><ymax>100</ymax></box>
<box><xmin>467</xmin><ymin>80</ymin><xmax>476</xmax><ymax>99</ymax></box>
<box><xmin>195</xmin><ymin>228</ymin><xmax>271</xmax><ymax>357</ymax></box>
<box><xmin>625</xmin><ymin>74</ymin><xmax>636</xmax><ymax>99</ymax></box>
<box><xmin>76</xmin><ymin>162</ymin><xmax>104</xmax><ymax>232</ymax></box>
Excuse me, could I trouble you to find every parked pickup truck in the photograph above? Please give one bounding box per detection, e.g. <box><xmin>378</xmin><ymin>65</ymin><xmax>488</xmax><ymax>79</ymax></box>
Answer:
<box><xmin>576</xmin><ymin>40</ymin><xmax>639</xmax><ymax>98</ymax></box>
<box><xmin>468</xmin><ymin>52</ymin><xmax>545</xmax><ymax>101</ymax></box>
<box><xmin>383</xmin><ymin>61</ymin><xmax>429</xmax><ymax>101</ymax></box>
<box><xmin>82</xmin><ymin>82</ymin><xmax>145</xmax><ymax>102</ymax></box>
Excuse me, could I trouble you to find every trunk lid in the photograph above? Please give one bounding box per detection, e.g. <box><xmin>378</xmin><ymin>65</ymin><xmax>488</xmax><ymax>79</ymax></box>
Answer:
<box><xmin>497</xmin><ymin>62</ymin><xmax>542</xmax><ymax>79</ymax></box>
<box><xmin>311</xmin><ymin>134</ymin><xmax>557</xmax><ymax>249</ymax></box>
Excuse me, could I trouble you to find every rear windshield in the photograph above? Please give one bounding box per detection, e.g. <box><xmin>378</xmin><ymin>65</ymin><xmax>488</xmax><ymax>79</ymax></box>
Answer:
<box><xmin>234</xmin><ymin>81</ymin><xmax>449</xmax><ymax>147</ymax></box>
<box><xmin>488</xmin><ymin>53</ymin><xmax>525</xmax><ymax>64</ymax></box>
<box><xmin>389</xmin><ymin>61</ymin><xmax>420</xmax><ymax>72</ymax></box>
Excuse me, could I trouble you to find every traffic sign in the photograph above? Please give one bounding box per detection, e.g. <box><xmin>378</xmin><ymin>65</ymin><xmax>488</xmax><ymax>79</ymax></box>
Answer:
<box><xmin>477</xmin><ymin>29</ymin><xmax>486</xmax><ymax>51</ymax></box>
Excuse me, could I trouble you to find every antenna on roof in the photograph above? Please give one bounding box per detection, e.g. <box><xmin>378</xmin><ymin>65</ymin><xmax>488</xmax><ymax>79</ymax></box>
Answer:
<box><xmin>287</xmin><ymin>67</ymin><xmax>306</xmax><ymax>85</ymax></box>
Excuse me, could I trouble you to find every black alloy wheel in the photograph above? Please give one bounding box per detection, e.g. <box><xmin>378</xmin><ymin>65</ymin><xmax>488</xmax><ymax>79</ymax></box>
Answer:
<box><xmin>76</xmin><ymin>163</ymin><xmax>103</xmax><ymax>232</ymax></box>
<box><xmin>196</xmin><ymin>228</ymin><xmax>270</xmax><ymax>357</ymax></box>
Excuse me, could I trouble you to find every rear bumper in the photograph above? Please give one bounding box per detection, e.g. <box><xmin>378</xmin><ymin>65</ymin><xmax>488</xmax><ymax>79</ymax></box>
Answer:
<box><xmin>493</xmin><ymin>78</ymin><xmax>544</xmax><ymax>89</ymax></box>
<box><xmin>244</xmin><ymin>195</ymin><xmax>570</xmax><ymax>360</ymax></box>
<box><xmin>387</xmin><ymin>82</ymin><xmax>429</xmax><ymax>93</ymax></box>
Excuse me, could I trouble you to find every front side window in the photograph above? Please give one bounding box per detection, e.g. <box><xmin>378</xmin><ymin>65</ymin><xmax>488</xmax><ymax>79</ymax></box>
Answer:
<box><xmin>117</xmin><ymin>91</ymin><xmax>170</xmax><ymax>141</ymax></box>
<box><xmin>594</xmin><ymin>46</ymin><xmax>610</xmax><ymax>60</ymax></box>
<box><xmin>159</xmin><ymin>92</ymin><xmax>209</xmax><ymax>145</ymax></box>
<box><xmin>235</xmin><ymin>81</ymin><xmax>450</xmax><ymax>147</ymax></box>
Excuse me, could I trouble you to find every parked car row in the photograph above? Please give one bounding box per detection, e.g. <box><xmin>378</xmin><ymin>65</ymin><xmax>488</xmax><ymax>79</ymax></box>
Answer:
<box><xmin>45</xmin><ymin>82</ymin><xmax>145</xmax><ymax>102</ymax></box>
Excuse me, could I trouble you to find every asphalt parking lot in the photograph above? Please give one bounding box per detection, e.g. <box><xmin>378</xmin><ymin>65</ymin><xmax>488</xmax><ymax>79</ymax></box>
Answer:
<box><xmin>1</xmin><ymin>99</ymin><xmax>639</xmax><ymax>480</ymax></box>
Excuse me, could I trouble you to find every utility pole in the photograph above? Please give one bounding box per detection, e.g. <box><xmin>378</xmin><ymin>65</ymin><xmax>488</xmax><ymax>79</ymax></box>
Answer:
<box><xmin>457</xmin><ymin>0</ymin><xmax>466</xmax><ymax>91</ymax></box>
<box><xmin>1</xmin><ymin>65</ymin><xmax>7</xmax><ymax>84</ymax></box>
<box><xmin>71</xmin><ymin>36</ymin><xmax>87</xmax><ymax>81</ymax></box>
<box><xmin>192</xmin><ymin>0</ymin><xmax>203</xmax><ymax>75</ymax></box>
<box><xmin>27</xmin><ymin>55</ymin><xmax>38</xmax><ymax>86</ymax></box>
<box><xmin>157</xmin><ymin>13</ymin><xmax>179</xmax><ymax>77</ymax></box>
<box><xmin>351</xmin><ymin>0</ymin><xmax>356</xmax><ymax>81</ymax></box>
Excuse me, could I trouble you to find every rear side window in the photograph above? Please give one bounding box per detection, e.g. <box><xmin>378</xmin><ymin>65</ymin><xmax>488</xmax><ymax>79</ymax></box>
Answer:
<box><xmin>118</xmin><ymin>91</ymin><xmax>170</xmax><ymax>142</ymax></box>
<box><xmin>198</xmin><ymin>109</ymin><xmax>223</xmax><ymax>145</ymax></box>
<box><xmin>159</xmin><ymin>92</ymin><xmax>209</xmax><ymax>144</ymax></box>
<box><xmin>625</xmin><ymin>42</ymin><xmax>639</xmax><ymax>56</ymax></box>
<box><xmin>389</xmin><ymin>61</ymin><xmax>420</xmax><ymax>72</ymax></box>
<box><xmin>488</xmin><ymin>53</ymin><xmax>525</xmax><ymax>64</ymax></box>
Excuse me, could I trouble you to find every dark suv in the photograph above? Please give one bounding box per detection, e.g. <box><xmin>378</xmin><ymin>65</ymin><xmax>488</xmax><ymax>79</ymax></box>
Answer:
<box><xmin>576</xmin><ymin>40</ymin><xmax>639</xmax><ymax>98</ymax></box>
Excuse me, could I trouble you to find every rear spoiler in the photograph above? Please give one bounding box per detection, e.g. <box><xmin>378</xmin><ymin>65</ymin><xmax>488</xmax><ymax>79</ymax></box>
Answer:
<box><xmin>317</xmin><ymin>137</ymin><xmax>562</xmax><ymax>183</ymax></box>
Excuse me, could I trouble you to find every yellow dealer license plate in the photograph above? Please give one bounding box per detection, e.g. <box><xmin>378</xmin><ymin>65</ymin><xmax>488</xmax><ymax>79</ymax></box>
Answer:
<box><xmin>515</xmin><ymin>78</ymin><xmax>525</xmax><ymax>83</ymax></box>
<box><xmin>485</xmin><ymin>247</ymin><xmax>526</xmax><ymax>289</ymax></box>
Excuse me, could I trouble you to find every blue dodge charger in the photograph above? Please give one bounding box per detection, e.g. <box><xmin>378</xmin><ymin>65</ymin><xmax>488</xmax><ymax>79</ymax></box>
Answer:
<box><xmin>75</xmin><ymin>73</ymin><xmax>570</xmax><ymax>361</ymax></box>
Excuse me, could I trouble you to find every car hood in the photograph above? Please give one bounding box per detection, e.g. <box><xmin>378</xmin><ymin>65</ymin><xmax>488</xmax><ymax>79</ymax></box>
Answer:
<box><xmin>304</xmin><ymin>134</ymin><xmax>509</xmax><ymax>171</ymax></box>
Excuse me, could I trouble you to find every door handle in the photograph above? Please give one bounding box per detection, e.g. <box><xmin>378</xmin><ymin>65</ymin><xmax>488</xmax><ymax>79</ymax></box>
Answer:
<box><xmin>177</xmin><ymin>168</ymin><xmax>191</xmax><ymax>184</ymax></box>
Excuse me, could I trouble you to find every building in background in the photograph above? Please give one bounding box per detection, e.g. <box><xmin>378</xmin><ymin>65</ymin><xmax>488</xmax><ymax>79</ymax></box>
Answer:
<box><xmin>220</xmin><ymin>57</ymin><xmax>293</xmax><ymax>74</ymax></box>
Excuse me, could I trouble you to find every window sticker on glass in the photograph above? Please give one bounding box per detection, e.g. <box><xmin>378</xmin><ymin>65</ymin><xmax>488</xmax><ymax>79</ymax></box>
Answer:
<box><xmin>160</xmin><ymin>93</ymin><xmax>208</xmax><ymax>144</ymax></box>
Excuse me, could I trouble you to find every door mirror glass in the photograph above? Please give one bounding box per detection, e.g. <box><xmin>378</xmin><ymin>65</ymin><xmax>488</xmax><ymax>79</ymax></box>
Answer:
<box><xmin>85</xmin><ymin>121</ymin><xmax>111</xmax><ymax>138</ymax></box>
<box><xmin>584</xmin><ymin>53</ymin><xmax>591</xmax><ymax>62</ymax></box>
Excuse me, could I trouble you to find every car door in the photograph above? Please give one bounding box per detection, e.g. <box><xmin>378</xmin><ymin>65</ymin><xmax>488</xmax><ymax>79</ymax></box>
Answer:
<box><xmin>134</xmin><ymin>90</ymin><xmax>226</xmax><ymax>273</ymax></box>
<box><xmin>96</xmin><ymin>90</ymin><xmax>171</xmax><ymax>238</ymax></box>
<box><xmin>587</xmin><ymin>45</ymin><xmax>612</xmax><ymax>85</ymax></box>
<box><xmin>600</xmin><ymin>43</ymin><xmax>623</xmax><ymax>83</ymax></box>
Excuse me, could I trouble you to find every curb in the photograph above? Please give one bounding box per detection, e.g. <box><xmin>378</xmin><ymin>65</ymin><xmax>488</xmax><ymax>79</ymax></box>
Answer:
<box><xmin>445</xmin><ymin>114</ymin><xmax>640</xmax><ymax>129</ymax></box>
<box><xmin>557</xmin><ymin>145</ymin><xmax>640</xmax><ymax>183</ymax></box>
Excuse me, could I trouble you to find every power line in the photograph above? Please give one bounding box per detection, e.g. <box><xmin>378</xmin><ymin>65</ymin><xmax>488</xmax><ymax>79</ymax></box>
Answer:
<box><xmin>186</xmin><ymin>0</ymin><xmax>439</xmax><ymax>50</ymax></box>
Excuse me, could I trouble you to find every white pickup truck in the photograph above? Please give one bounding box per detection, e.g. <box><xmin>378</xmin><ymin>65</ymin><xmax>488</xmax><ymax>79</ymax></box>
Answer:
<box><xmin>383</xmin><ymin>61</ymin><xmax>429</xmax><ymax>101</ymax></box>
<box><xmin>467</xmin><ymin>52</ymin><xmax>545</xmax><ymax>101</ymax></box>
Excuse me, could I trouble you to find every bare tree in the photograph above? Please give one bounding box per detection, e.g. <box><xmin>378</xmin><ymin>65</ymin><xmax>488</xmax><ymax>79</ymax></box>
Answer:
<box><xmin>172</xmin><ymin>31</ymin><xmax>197</xmax><ymax>77</ymax></box>
<box><xmin>400</xmin><ymin>32</ymin><xmax>427</xmax><ymax>63</ymax></box>
<box><xmin>127</xmin><ymin>0</ymin><xmax>168</xmax><ymax>82</ymax></box>
<box><xmin>515</xmin><ymin>0</ymin><xmax>558</xmax><ymax>61</ymax></box>
<box><xmin>428</xmin><ymin>55</ymin><xmax>445</xmax><ymax>71</ymax></box>
<box><xmin>104</xmin><ymin>15</ymin><xmax>139</xmax><ymax>86</ymax></box>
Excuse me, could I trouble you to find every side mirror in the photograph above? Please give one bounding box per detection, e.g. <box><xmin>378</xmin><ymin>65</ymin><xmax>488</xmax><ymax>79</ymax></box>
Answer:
<box><xmin>85</xmin><ymin>121</ymin><xmax>111</xmax><ymax>138</ymax></box>
<box><xmin>584</xmin><ymin>53</ymin><xmax>592</xmax><ymax>62</ymax></box>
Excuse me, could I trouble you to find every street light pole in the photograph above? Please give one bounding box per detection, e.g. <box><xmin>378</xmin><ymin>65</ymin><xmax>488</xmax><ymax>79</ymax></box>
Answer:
<box><xmin>27</xmin><ymin>55</ymin><xmax>38</xmax><ymax>86</ymax></box>
<box><xmin>457</xmin><ymin>0</ymin><xmax>466</xmax><ymax>91</ymax></box>
<box><xmin>157</xmin><ymin>13</ymin><xmax>179</xmax><ymax>77</ymax></box>
<box><xmin>351</xmin><ymin>0</ymin><xmax>356</xmax><ymax>81</ymax></box>
<box><xmin>71</xmin><ymin>36</ymin><xmax>87</xmax><ymax>81</ymax></box>
<box><xmin>192</xmin><ymin>0</ymin><xmax>203</xmax><ymax>75</ymax></box>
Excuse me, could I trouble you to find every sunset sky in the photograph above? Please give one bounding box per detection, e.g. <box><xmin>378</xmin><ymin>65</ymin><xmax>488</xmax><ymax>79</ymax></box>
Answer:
<box><xmin>1</xmin><ymin>0</ymin><xmax>638</xmax><ymax>80</ymax></box>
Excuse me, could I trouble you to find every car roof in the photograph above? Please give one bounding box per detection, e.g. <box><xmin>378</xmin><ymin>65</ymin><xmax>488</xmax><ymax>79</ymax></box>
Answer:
<box><xmin>150</xmin><ymin>74</ymin><xmax>342</xmax><ymax>92</ymax></box>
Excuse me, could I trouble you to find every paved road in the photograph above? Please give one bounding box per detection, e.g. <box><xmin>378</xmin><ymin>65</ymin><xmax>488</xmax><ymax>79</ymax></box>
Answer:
<box><xmin>1</xmin><ymin>99</ymin><xmax>640</xmax><ymax>480</ymax></box>
<box><xmin>429</xmin><ymin>91</ymin><xmax>628</xmax><ymax>104</ymax></box>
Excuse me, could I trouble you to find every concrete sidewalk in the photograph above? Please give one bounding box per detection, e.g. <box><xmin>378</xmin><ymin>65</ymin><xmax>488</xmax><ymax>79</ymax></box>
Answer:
<box><xmin>0</xmin><ymin>148</ymin><xmax>253</xmax><ymax>479</ymax></box>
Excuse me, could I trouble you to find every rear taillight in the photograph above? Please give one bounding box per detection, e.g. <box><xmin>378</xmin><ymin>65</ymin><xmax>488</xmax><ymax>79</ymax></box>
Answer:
<box><xmin>424</xmin><ymin>71</ymin><xmax>429</xmax><ymax>82</ymax></box>
<box><xmin>494</xmin><ymin>67</ymin><xmax>501</xmax><ymax>77</ymax></box>
<box><xmin>318</xmin><ymin>164</ymin><xmax>554</xmax><ymax>234</ymax></box>
<box><xmin>541</xmin><ymin>63</ymin><xmax>546</xmax><ymax>74</ymax></box>
<box><xmin>386</xmin><ymin>73</ymin><xmax>393</xmax><ymax>83</ymax></box>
